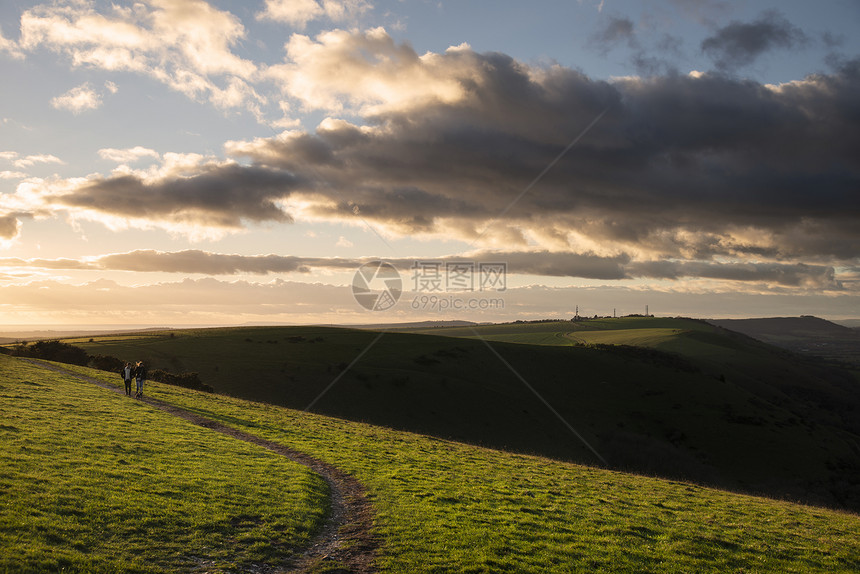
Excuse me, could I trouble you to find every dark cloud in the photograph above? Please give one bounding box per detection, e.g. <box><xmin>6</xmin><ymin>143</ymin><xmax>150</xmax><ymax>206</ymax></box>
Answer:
<box><xmin>55</xmin><ymin>163</ymin><xmax>301</xmax><ymax>228</ymax></box>
<box><xmin>12</xmin><ymin>36</ymin><xmax>859</xmax><ymax>289</ymax></box>
<box><xmin>589</xmin><ymin>16</ymin><xmax>638</xmax><ymax>56</ymax></box>
<box><xmin>230</xmin><ymin>51</ymin><xmax>860</xmax><ymax>262</ymax></box>
<box><xmin>96</xmin><ymin>250</ymin><xmax>356</xmax><ymax>274</ymax></box>
<box><xmin>20</xmin><ymin>249</ymin><xmax>629</xmax><ymax>281</ymax></box>
<box><xmin>0</xmin><ymin>256</ymin><xmax>93</xmax><ymax>270</ymax></box>
<box><xmin>701</xmin><ymin>11</ymin><xmax>808</xmax><ymax>71</ymax></box>
<box><xmin>0</xmin><ymin>214</ymin><xmax>20</xmax><ymax>240</ymax></box>
<box><xmin>627</xmin><ymin>261</ymin><xmax>842</xmax><ymax>290</ymax></box>
<box><xmin>1</xmin><ymin>249</ymin><xmax>845</xmax><ymax>289</ymax></box>
<box><xmin>821</xmin><ymin>31</ymin><xmax>844</xmax><ymax>51</ymax></box>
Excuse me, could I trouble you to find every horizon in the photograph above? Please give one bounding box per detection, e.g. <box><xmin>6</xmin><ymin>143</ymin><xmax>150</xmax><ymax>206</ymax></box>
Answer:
<box><xmin>1</xmin><ymin>1</ymin><xmax>858</xmax><ymax>325</ymax></box>
<box><xmin>2</xmin><ymin>313</ymin><xmax>859</xmax><ymax>335</ymax></box>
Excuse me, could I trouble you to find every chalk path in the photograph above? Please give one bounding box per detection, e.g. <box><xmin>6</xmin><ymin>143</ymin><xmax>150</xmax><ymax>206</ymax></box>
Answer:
<box><xmin>25</xmin><ymin>359</ymin><xmax>378</xmax><ymax>574</ymax></box>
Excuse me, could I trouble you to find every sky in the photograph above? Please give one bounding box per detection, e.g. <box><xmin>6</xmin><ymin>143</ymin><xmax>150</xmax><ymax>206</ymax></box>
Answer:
<box><xmin>0</xmin><ymin>0</ymin><xmax>858</xmax><ymax>327</ymax></box>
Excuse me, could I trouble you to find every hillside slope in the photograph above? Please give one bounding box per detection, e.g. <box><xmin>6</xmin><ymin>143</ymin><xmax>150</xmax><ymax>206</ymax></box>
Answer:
<box><xmin>708</xmin><ymin>316</ymin><xmax>860</xmax><ymax>367</ymax></box>
<box><xmin>7</xmin><ymin>357</ymin><xmax>859</xmax><ymax>574</ymax></box>
<box><xmin>62</xmin><ymin>318</ymin><xmax>860</xmax><ymax>511</ymax></box>
<box><xmin>0</xmin><ymin>354</ymin><xmax>326</xmax><ymax>573</ymax></box>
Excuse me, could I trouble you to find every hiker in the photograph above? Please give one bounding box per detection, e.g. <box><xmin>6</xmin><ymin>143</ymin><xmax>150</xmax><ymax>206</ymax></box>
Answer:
<box><xmin>135</xmin><ymin>361</ymin><xmax>147</xmax><ymax>399</ymax></box>
<box><xmin>121</xmin><ymin>362</ymin><xmax>133</xmax><ymax>396</ymax></box>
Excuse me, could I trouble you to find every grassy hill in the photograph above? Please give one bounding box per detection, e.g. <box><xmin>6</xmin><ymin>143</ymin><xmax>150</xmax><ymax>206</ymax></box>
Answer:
<box><xmin>0</xmin><ymin>354</ymin><xmax>326</xmax><ymax>573</ymax></box>
<box><xmin>3</xmin><ymin>355</ymin><xmax>859</xmax><ymax>573</ymax></box>
<box><xmin>50</xmin><ymin>317</ymin><xmax>860</xmax><ymax>512</ymax></box>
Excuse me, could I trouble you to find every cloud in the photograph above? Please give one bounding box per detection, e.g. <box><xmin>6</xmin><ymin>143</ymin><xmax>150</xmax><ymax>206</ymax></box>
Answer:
<box><xmin>51</xmin><ymin>82</ymin><xmax>103</xmax><ymax>113</ymax></box>
<box><xmin>0</xmin><ymin>276</ymin><xmax>856</xmax><ymax>327</ymax></box>
<box><xmin>4</xmin><ymin>29</ymin><xmax>858</xmax><ymax>289</ymax></box>
<box><xmin>0</xmin><ymin>277</ymin><xmax>356</xmax><ymax>324</ymax></box>
<box><xmin>18</xmin><ymin>0</ymin><xmax>262</xmax><ymax>113</ymax></box>
<box><xmin>0</xmin><ymin>214</ymin><xmax>22</xmax><ymax>241</ymax></box>
<box><xmin>701</xmin><ymin>11</ymin><xmax>808</xmax><ymax>72</ymax></box>
<box><xmin>95</xmin><ymin>250</ymin><xmax>351</xmax><ymax>274</ymax></box>
<box><xmin>233</xmin><ymin>32</ymin><xmax>860</xmax><ymax>264</ymax></box>
<box><xmin>257</xmin><ymin>0</ymin><xmax>324</xmax><ymax>27</ymax></box>
<box><xmin>589</xmin><ymin>16</ymin><xmax>638</xmax><ymax>56</ymax></box>
<box><xmin>54</xmin><ymin>163</ymin><xmax>299</xmax><ymax>230</ymax></box>
<box><xmin>0</xmin><ymin>153</ymin><xmax>303</xmax><ymax>238</ymax></box>
<box><xmin>587</xmin><ymin>16</ymin><xmax>681</xmax><ymax>76</ymax></box>
<box><xmin>266</xmin><ymin>28</ymin><xmax>475</xmax><ymax>114</ymax></box>
<box><xmin>0</xmin><ymin>249</ymin><xmax>846</xmax><ymax>291</ymax></box>
<box><xmin>0</xmin><ymin>171</ymin><xmax>28</xmax><ymax>180</ymax></box>
<box><xmin>257</xmin><ymin>0</ymin><xmax>372</xmax><ymax>28</ymax></box>
<box><xmin>0</xmin><ymin>24</ymin><xmax>24</xmax><ymax>59</ymax></box>
<box><xmin>626</xmin><ymin>260</ymin><xmax>842</xmax><ymax>290</ymax></box>
<box><xmin>0</xmin><ymin>152</ymin><xmax>65</xmax><ymax>169</ymax></box>
<box><xmin>98</xmin><ymin>146</ymin><xmax>160</xmax><ymax>164</ymax></box>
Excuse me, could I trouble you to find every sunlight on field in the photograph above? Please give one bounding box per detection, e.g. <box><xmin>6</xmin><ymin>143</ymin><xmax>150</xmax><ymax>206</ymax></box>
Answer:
<box><xmin>0</xmin><ymin>355</ymin><xmax>327</xmax><ymax>573</ymax></box>
<box><xmin>49</xmin><ymin>359</ymin><xmax>860</xmax><ymax>574</ymax></box>
<box><xmin>565</xmin><ymin>328</ymin><xmax>685</xmax><ymax>347</ymax></box>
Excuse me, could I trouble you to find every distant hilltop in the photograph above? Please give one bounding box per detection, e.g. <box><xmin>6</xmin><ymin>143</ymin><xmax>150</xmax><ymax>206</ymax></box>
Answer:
<box><xmin>708</xmin><ymin>316</ymin><xmax>855</xmax><ymax>336</ymax></box>
<box><xmin>708</xmin><ymin>315</ymin><xmax>860</xmax><ymax>367</ymax></box>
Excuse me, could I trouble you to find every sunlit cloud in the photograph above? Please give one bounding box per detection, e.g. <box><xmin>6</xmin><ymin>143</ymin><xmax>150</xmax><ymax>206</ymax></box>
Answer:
<box><xmin>0</xmin><ymin>171</ymin><xmax>28</xmax><ymax>180</ymax></box>
<box><xmin>0</xmin><ymin>24</ymin><xmax>24</xmax><ymax>59</ymax></box>
<box><xmin>1</xmin><ymin>152</ymin><xmax>66</xmax><ymax>170</ymax></box>
<box><xmin>257</xmin><ymin>0</ymin><xmax>372</xmax><ymax>29</ymax></box>
<box><xmin>18</xmin><ymin>0</ymin><xmax>262</xmax><ymax>112</ymax></box>
<box><xmin>0</xmin><ymin>249</ymin><xmax>848</xmax><ymax>292</ymax></box>
<box><xmin>267</xmin><ymin>28</ymin><xmax>470</xmax><ymax>114</ymax></box>
<box><xmin>51</xmin><ymin>82</ymin><xmax>103</xmax><ymax>113</ymax></box>
<box><xmin>0</xmin><ymin>276</ymin><xmax>856</xmax><ymax>327</ymax></box>
<box><xmin>2</xmin><ymin>24</ymin><xmax>857</xmax><ymax>298</ymax></box>
<box><xmin>98</xmin><ymin>146</ymin><xmax>160</xmax><ymax>164</ymax></box>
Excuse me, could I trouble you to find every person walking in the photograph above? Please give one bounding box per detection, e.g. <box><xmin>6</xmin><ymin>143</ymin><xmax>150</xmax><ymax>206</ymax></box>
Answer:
<box><xmin>122</xmin><ymin>362</ymin><xmax>133</xmax><ymax>396</ymax></box>
<box><xmin>135</xmin><ymin>361</ymin><xmax>147</xmax><ymax>399</ymax></box>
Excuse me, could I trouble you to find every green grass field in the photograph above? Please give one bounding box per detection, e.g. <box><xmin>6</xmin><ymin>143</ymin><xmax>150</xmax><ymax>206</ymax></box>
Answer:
<box><xmin>0</xmin><ymin>354</ymin><xmax>327</xmax><ymax>573</ymax></box>
<box><xmin>5</xmin><ymin>356</ymin><xmax>858</xmax><ymax>573</ymax></box>
<box><xmin>53</xmin><ymin>319</ymin><xmax>860</xmax><ymax>512</ymax></box>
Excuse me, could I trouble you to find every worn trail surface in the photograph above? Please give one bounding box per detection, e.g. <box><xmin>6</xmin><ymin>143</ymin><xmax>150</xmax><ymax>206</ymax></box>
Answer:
<box><xmin>25</xmin><ymin>359</ymin><xmax>378</xmax><ymax>574</ymax></box>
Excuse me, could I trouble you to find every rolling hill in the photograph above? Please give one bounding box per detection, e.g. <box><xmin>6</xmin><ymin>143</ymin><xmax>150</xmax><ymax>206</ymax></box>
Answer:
<box><xmin>708</xmin><ymin>316</ymin><xmax>860</xmax><ymax>368</ymax></box>
<box><xmin>3</xmin><ymin>354</ymin><xmax>859</xmax><ymax>573</ymax></box>
<box><xmin>49</xmin><ymin>317</ymin><xmax>860</xmax><ymax>512</ymax></box>
<box><xmin>0</xmin><ymin>355</ymin><xmax>326</xmax><ymax>573</ymax></box>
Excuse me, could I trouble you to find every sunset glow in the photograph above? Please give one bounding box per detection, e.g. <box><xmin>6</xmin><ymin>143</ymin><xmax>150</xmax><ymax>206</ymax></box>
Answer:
<box><xmin>1</xmin><ymin>1</ymin><xmax>858</xmax><ymax>326</ymax></box>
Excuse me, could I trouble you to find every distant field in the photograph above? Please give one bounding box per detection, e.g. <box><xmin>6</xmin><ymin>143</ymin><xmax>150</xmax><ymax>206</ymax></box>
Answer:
<box><xmin>16</xmin><ymin>357</ymin><xmax>860</xmax><ymax>574</ymax></box>
<box><xmin>0</xmin><ymin>355</ymin><xmax>326</xmax><ymax>573</ymax></box>
<box><xmin>43</xmin><ymin>318</ymin><xmax>860</xmax><ymax>512</ymax></box>
<box><xmin>406</xmin><ymin>316</ymin><xmax>718</xmax><ymax>349</ymax></box>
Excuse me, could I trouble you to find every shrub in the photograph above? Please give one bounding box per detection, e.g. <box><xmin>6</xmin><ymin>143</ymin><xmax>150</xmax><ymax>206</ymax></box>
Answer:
<box><xmin>13</xmin><ymin>340</ymin><xmax>90</xmax><ymax>366</ymax></box>
<box><xmin>149</xmin><ymin>369</ymin><xmax>214</xmax><ymax>393</ymax></box>
<box><xmin>89</xmin><ymin>354</ymin><xmax>125</xmax><ymax>373</ymax></box>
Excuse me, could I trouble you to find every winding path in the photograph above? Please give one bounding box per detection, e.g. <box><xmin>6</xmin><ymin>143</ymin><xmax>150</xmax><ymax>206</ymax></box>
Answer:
<box><xmin>24</xmin><ymin>359</ymin><xmax>378</xmax><ymax>574</ymax></box>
